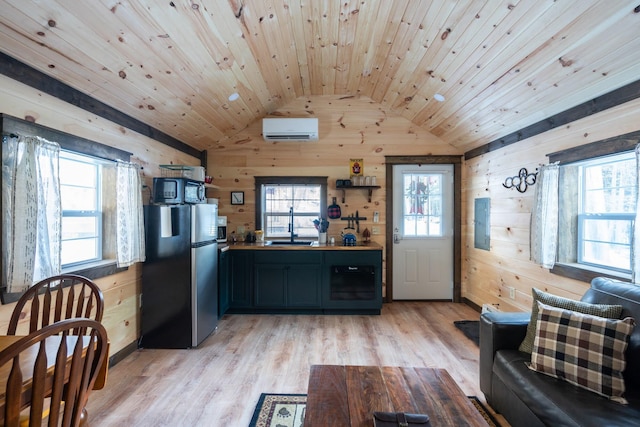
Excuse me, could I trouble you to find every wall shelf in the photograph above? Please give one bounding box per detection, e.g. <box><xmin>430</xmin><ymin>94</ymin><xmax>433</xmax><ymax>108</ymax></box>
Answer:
<box><xmin>335</xmin><ymin>185</ymin><xmax>380</xmax><ymax>203</ymax></box>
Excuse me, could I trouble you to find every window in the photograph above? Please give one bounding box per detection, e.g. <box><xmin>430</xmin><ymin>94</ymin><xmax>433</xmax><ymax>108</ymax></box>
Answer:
<box><xmin>59</xmin><ymin>151</ymin><xmax>115</xmax><ymax>269</ymax></box>
<box><xmin>255</xmin><ymin>177</ymin><xmax>327</xmax><ymax>240</ymax></box>
<box><xmin>402</xmin><ymin>172</ymin><xmax>445</xmax><ymax>237</ymax></box>
<box><xmin>557</xmin><ymin>149</ymin><xmax>637</xmax><ymax>277</ymax></box>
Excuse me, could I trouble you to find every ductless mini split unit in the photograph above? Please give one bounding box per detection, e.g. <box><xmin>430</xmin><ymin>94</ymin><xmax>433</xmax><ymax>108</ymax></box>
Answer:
<box><xmin>262</xmin><ymin>117</ymin><xmax>319</xmax><ymax>142</ymax></box>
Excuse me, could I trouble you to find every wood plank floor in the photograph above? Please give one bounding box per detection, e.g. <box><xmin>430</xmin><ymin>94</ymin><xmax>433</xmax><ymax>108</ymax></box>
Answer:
<box><xmin>85</xmin><ymin>302</ymin><xmax>509</xmax><ymax>426</ymax></box>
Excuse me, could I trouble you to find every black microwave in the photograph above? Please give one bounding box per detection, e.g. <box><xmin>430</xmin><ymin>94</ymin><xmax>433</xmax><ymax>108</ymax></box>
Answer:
<box><xmin>153</xmin><ymin>177</ymin><xmax>206</xmax><ymax>204</ymax></box>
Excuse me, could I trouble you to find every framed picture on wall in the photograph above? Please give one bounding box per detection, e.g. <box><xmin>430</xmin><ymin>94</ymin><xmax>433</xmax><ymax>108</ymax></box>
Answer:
<box><xmin>231</xmin><ymin>191</ymin><xmax>244</xmax><ymax>205</ymax></box>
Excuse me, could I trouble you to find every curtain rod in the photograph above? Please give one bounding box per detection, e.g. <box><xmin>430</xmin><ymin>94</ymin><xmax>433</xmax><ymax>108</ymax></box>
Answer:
<box><xmin>2</xmin><ymin>131</ymin><xmax>125</xmax><ymax>165</ymax></box>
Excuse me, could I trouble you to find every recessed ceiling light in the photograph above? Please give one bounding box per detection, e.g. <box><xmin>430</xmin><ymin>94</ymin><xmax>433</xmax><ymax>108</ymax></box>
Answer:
<box><xmin>228</xmin><ymin>92</ymin><xmax>240</xmax><ymax>101</ymax></box>
<box><xmin>434</xmin><ymin>93</ymin><xmax>445</xmax><ymax>102</ymax></box>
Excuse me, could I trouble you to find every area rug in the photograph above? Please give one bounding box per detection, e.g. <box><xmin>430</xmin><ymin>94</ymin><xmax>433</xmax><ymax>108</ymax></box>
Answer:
<box><xmin>249</xmin><ymin>393</ymin><xmax>502</xmax><ymax>427</ymax></box>
<box><xmin>454</xmin><ymin>320</ymin><xmax>480</xmax><ymax>346</ymax></box>
<box><xmin>249</xmin><ymin>393</ymin><xmax>306</xmax><ymax>427</ymax></box>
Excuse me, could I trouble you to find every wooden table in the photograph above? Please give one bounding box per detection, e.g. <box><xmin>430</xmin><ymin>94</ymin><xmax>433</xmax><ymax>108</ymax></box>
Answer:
<box><xmin>305</xmin><ymin>365</ymin><xmax>490</xmax><ymax>426</ymax></box>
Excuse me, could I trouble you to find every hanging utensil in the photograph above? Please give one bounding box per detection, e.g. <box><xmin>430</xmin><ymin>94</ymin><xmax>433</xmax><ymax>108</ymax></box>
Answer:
<box><xmin>355</xmin><ymin>210</ymin><xmax>360</xmax><ymax>233</ymax></box>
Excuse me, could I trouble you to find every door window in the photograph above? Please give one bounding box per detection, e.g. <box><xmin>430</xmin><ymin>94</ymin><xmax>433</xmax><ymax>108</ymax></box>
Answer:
<box><xmin>401</xmin><ymin>172</ymin><xmax>445</xmax><ymax>237</ymax></box>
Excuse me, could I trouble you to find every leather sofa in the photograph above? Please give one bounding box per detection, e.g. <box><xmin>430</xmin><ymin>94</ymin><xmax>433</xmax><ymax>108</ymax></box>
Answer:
<box><xmin>480</xmin><ymin>277</ymin><xmax>640</xmax><ymax>427</ymax></box>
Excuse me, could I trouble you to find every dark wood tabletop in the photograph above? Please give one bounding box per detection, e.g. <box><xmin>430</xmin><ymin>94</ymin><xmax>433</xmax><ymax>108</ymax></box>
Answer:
<box><xmin>305</xmin><ymin>365</ymin><xmax>489</xmax><ymax>426</ymax></box>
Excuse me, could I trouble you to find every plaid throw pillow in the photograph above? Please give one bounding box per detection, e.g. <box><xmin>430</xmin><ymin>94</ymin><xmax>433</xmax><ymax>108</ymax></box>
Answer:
<box><xmin>529</xmin><ymin>302</ymin><xmax>636</xmax><ymax>404</ymax></box>
<box><xmin>519</xmin><ymin>288</ymin><xmax>623</xmax><ymax>354</ymax></box>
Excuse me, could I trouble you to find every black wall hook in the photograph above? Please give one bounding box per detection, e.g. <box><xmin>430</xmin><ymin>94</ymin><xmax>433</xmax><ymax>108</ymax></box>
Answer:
<box><xmin>503</xmin><ymin>167</ymin><xmax>538</xmax><ymax>193</ymax></box>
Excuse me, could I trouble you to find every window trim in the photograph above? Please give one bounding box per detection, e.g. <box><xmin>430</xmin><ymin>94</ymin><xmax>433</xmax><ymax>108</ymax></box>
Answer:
<box><xmin>254</xmin><ymin>176</ymin><xmax>328</xmax><ymax>235</ymax></box>
<box><xmin>548</xmin><ymin>130</ymin><xmax>639</xmax><ymax>283</ymax></box>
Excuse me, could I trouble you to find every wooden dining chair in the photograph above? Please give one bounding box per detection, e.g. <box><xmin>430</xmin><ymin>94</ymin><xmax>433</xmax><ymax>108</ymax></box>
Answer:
<box><xmin>7</xmin><ymin>275</ymin><xmax>104</xmax><ymax>336</ymax></box>
<box><xmin>0</xmin><ymin>318</ymin><xmax>108</xmax><ymax>427</ymax></box>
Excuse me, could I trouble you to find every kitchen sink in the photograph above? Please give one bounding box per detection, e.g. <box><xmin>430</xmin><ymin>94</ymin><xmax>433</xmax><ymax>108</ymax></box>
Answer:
<box><xmin>265</xmin><ymin>240</ymin><xmax>314</xmax><ymax>246</ymax></box>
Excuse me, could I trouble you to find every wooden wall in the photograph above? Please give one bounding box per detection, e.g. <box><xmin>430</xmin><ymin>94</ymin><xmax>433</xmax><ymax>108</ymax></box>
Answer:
<box><xmin>0</xmin><ymin>75</ymin><xmax>201</xmax><ymax>356</ymax></box>
<box><xmin>206</xmin><ymin>95</ymin><xmax>461</xmax><ymax>295</ymax></box>
<box><xmin>462</xmin><ymin>97</ymin><xmax>640</xmax><ymax>312</ymax></box>
<box><xmin>3</xmin><ymin>68</ymin><xmax>638</xmax><ymax>364</ymax></box>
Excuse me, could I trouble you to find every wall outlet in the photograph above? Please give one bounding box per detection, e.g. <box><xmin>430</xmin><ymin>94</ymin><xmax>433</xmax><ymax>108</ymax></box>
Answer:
<box><xmin>373</xmin><ymin>211</ymin><xmax>379</xmax><ymax>223</ymax></box>
<box><xmin>237</xmin><ymin>225</ymin><xmax>245</xmax><ymax>235</ymax></box>
<box><xmin>508</xmin><ymin>287</ymin><xmax>515</xmax><ymax>300</ymax></box>
<box><xmin>372</xmin><ymin>226</ymin><xmax>380</xmax><ymax>235</ymax></box>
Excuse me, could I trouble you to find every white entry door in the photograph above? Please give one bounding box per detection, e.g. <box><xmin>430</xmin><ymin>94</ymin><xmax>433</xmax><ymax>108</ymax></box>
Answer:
<box><xmin>392</xmin><ymin>164</ymin><xmax>454</xmax><ymax>300</ymax></box>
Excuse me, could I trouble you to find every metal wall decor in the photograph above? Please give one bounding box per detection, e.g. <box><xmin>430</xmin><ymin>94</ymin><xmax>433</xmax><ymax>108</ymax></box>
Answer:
<box><xmin>502</xmin><ymin>167</ymin><xmax>538</xmax><ymax>193</ymax></box>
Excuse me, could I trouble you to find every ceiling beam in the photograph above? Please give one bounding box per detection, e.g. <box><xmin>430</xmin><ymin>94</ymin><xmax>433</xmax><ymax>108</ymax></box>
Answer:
<box><xmin>0</xmin><ymin>52</ymin><xmax>202</xmax><ymax>160</ymax></box>
<box><xmin>464</xmin><ymin>79</ymin><xmax>640</xmax><ymax>160</ymax></box>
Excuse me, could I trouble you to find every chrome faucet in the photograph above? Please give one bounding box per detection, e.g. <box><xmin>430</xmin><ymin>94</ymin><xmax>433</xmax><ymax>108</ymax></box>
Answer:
<box><xmin>288</xmin><ymin>206</ymin><xmax>297</xmax><ymax>242</ymax></box>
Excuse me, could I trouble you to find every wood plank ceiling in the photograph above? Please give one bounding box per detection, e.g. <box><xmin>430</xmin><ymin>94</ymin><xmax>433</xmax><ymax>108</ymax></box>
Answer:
<box><xmin>1</xmin><ymin>0</ymin><xmax>639</xmax><ymax>153</ymax></box>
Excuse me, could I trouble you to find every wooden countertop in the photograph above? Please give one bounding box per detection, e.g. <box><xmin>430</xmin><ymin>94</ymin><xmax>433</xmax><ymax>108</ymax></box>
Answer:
<box><xmin>221</xmin><ymin>241</ymin><xmax>382</xmax><ymax>251</ymax></box>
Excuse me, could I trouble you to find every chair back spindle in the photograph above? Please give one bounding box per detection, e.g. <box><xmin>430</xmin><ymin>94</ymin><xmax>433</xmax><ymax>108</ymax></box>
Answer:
<box><xmin>0</xmin><ymin>319</ymin><xmax>108</xmax><ymax>427</ymax></box>
<box><xmin>8</xmin><ymin>275</ymin><xmax>104</xmax><ymax>336</ymax></box>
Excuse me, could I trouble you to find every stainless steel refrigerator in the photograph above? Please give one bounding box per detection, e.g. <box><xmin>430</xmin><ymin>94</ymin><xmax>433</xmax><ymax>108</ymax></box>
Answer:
<box><xmin>141</xmin><ymin>203</ymin><xmax>218</xmax><ymax>348</ymax></box>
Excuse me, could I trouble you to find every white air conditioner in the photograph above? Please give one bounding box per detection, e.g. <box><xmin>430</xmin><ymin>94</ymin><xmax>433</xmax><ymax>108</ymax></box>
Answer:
<box><xmin>263</xmin><ymin>118</ymin><xmax>319</xmax><ymax>142</ymax></box>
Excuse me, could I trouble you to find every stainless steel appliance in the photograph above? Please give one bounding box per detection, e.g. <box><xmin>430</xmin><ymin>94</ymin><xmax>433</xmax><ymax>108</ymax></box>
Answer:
<box><xmin>217</xmin><ymin>216</ymin><xmax>227</xmax><ymax>243</ymax></box>
<box><xmin>141</xmin><ymin>203</ymin><xmax>218</xmax><ymax>348</ymax></box>
<box><xmin>153</xmin><ymin>177</ymin><xmax>206</xmax><ymax>204</ymax></box>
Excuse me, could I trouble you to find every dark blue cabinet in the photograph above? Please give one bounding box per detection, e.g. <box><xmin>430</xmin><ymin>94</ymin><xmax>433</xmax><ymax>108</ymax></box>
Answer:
<box><xmin>218</xmin><ymin>248</ymin><xmax>230</xmax><ymax>317</ymax></box>
<box><xmin>226</xmin><ymin>248</ymin><xmax>382</xmax><ymax>314</ymax></box>
<box><xmin>255</xmin><ymin>251</ymin><xmax>322</xmax><ymax>309</ymax></box>
<box><xmin>228</xmin><ymin>250</ymin><xmax>253</xmax><ymax>309</ymax></box>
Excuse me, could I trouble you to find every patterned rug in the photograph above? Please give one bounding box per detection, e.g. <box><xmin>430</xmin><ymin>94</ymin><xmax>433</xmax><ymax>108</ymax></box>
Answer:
<box><xmin>249</xmin><ymin>393</ymin><xmax>501</xmax><ymax>427</ymax></box>
<box><xmin>249</xmin><ymin>393</ymin><xmax>306</xmax><ymax>427</ymax></box>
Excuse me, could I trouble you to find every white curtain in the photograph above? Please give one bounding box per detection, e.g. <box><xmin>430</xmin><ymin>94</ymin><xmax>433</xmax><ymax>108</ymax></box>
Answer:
<box><xmin>530</xmin><ymin>163</ymin><xmax>559</xmax><ymax>269</ymax></box>
<box><xmin>633</xmin><ymin>144</ymin><xmax>640</xmax><ymax>283</ymax></box>
<box><xmin>116</xmin><ymin>161</ymin><xmax>146</xmax><ymax>267</ymax></box>
<box><xmin>2</xmin><ymin>135</ymin><xmax>61</xmax><ymax>293</ymax></box>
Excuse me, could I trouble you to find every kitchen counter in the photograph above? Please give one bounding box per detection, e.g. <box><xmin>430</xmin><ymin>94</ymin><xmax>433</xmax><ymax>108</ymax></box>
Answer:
<box><xmin>221</xmin><ymin>241</ymin><xmax>382</xmax><ymax>251</ymax></box>
<box><xmin>219</xmin><ymin>242</ymin><xmax>383</xmax><ymax>315</ymax></box>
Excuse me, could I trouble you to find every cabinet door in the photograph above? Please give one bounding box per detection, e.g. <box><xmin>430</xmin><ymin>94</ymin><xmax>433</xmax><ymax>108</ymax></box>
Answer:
<box><xmin>287</xmin><ymin>264</ymin><xmax>321</xmax><ymax>307</ymax></box>
<box><xmin>255</xmin><ymin>264</ymin><xmax>286</xmax><ymax>307</ymax></box>
<box><xmin>229</xmin><ymin>251</ymin><xmax>253</xmax><ymax>308</ymax></box>
<box><xmin>218</xmin><ymin>249</ymin><xmax>230</xmax><ymax>317</ymax></box>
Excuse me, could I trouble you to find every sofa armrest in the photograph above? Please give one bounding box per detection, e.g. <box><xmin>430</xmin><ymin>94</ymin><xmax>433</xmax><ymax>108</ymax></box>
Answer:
<box><xmin>479</xmin><ymin>311</ymin><xmax>530</xmax><ymax>402</ymax></box>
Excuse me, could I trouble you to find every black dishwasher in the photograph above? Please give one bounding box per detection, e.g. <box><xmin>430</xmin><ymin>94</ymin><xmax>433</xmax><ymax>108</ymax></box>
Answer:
<box><xmin>330</xmin><ymin>265</ymin><xmax>376</xmax><ymax>301</ymax></box>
